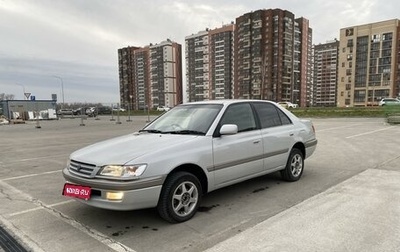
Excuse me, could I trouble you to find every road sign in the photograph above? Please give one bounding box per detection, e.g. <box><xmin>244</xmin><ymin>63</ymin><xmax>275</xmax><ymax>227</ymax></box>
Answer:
<box><xmin>24</xmin><ymin>93</ymin><xmax>31</xmax><ymax>99</ymax></box>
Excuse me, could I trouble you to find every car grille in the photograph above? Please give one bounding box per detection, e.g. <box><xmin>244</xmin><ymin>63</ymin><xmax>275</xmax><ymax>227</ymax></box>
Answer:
<box><xmin>69</xmin><ymin>160</ymin><xmax>98</xmax><ymax>178</ymax></box>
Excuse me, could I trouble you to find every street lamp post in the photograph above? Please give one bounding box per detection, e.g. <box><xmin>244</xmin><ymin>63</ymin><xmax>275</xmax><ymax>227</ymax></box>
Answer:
<box><xmin>52</xmin><ymin>76</ymin><xmax>65</xmax><ymax>109</ymax></box>
<box><xmin>15</xmin><ymin>83</ymin><xmax>27</xmax><ymax>120</ymax></box>
<box><xmin>15</xmin><ymin>83</ymin><xmax>26</xmax><ymax>100</ymax></box>
<box><xmin>127</xmin><ymin>95</ymin><xmax>133</xmax><ymax>122</ymax></box>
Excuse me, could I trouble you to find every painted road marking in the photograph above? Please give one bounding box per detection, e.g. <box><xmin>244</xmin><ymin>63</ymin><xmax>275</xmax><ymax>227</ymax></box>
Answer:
<box><xmin>2</xmin><ymin>170</ymin><xmax>61</xmax><ymax>181</ymax></box>
<box><xmin>2</xmin><ymin>154</ymin><xmax>68</xmax><ymax>164</ymax></box>
<box><xmin>7</xmin><ymin>200</ymin><xmax>76</xmax><ymax>217</ymax></box>
<box><xmin>346</xmin><ymin>126</ymin><xmax>395</xmax><ymax>139</ymax></box>
<box><xmin>317</xmin><ymin>124</ymin><xmax>363</xmax><ymax>132</ymax></box>
<box><xmin>0</xmin><ymin>180</ymin><xmax>136</xmax><ymax>252</ymax></box>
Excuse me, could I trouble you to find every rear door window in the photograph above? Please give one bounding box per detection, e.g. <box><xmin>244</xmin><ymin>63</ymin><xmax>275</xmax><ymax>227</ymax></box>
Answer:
<box><xmin>253</xmin><ymin>102</ymin><xmax>292</xmax><ymax>128</ymax></box>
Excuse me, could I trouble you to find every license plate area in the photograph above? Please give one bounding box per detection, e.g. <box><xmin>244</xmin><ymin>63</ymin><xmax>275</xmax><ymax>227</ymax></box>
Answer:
<box><xmin>62</xmin><ymin>183</ymin><xmax>91</xmax><ymax>200</ymax></box>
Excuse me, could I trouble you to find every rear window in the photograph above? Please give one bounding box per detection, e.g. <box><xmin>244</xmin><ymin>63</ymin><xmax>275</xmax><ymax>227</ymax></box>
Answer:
<box><xmin>253</xmin><ymin>102</ymin><xmax>292</xmax><ymax>128</ymax></box>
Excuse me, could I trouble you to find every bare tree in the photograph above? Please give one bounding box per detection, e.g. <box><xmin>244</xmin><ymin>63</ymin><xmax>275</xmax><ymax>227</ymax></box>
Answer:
<box><xmin>5</xmin><ymin>94</ymin><xmax>15</xmax><ymax>100</ymax></box>
<box><xmin>0</xmin><ymin>93</ymin><xmax>15</xmax><ymax>101</ymax></box>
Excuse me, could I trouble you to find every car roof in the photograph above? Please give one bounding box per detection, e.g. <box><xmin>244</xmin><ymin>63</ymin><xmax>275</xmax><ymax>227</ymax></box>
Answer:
<box><xmin>182</xmin><ymin>99</ymin><xmax>277</xmax><ymax>106</ymax></box>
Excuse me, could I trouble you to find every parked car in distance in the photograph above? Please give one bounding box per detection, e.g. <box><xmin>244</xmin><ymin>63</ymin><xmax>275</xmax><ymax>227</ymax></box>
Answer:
<box><xmin>57</xmin><ymin>109</ymin><xmax>73</xmax><ymax>116</ymax></box>
<box><xmin>72</xmin><ymin>107</ymin><xmax>97</xmax><ymax>117</ymax></box>
<box><xmin>112</xmin><ymin>107</ymin><xmax>126</xmax><ymax>112</ymax></box>
<box><xmin>97</xmin><ymin>106</ymin><xmax>112</xmax><ymax>115</ymax></box>
<box><xmin>85</xmin><ymin>107</ymin><xmax>97</xmax><ymax>117</ymax></box>
<box><xmin>157</xmin><ymin>106</ymin><xmax>170</xmax><ymax>112</ymax></box>
<box><xmin>62</xmin><ymin>100</ymin><xmax>317</xmax><ymax>223</ymax></box>
<box><xmin>72</xmin><ymin>108</ymin><xmax>83</xmax><ymax>115</ymax></box>
<box><xmin>278</xmin><ymin>101</ymin><xmax>298</xmax><ymax>109</ymax></box>
<box><xmin>378</xmin><ymin>98</ymin><xmax>400</xmax><ymax>106</ymax></box>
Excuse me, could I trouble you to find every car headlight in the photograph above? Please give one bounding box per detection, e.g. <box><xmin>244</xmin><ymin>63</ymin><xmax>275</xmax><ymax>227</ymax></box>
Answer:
<box><xmin>98</xmin><ymin>164</ymin><xmax>147</xmax><ymax>179</ymax></box>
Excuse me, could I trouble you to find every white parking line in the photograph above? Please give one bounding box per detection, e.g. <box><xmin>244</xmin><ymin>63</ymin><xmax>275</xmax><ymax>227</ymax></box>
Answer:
<box><xmin>3</xmin><ymin>170</ymin><xmax>61</xmax><ymax>181</ymax></box>
<box><xmin>7</xmin><ymin>200</ymin><xmax>76</xmax><ymax>217</ymax></box>
<box><xmin>0</xmin><ymin>181</ymin><xmax>136</xmax><ymax>252</ymax></box>
<box><xmin>346</xmin><ymin>126</ymin><xmax>395</xmax><ymax>139</ymax></box>
<box><xmin>317</xmin><ymin>124</ymin><xmax>363</xmax><ymax>132</ymax></box>
<box><xmin>3</xmin><ymin>154</ymin><xmax>68</xmax><ymax>164</ymax></box>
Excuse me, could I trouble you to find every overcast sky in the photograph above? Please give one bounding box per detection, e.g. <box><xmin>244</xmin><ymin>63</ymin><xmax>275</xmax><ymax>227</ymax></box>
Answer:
<box><xmin>0</xmin><ymin>0</ymin><xmax>399</xmax><ymax>104</ymax></box>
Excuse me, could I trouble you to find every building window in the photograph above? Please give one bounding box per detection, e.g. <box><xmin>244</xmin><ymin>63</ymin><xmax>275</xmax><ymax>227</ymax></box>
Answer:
<box><xmin>354</xmin><ymin>90</ymin><xmax>366</xmax><ymax>102</ymax></box>
<box><xmin>382</xmin><ymin>32</ymin><xmax>393</xmax><ymax>41</ymax></box>
<box><xmin>345</xmin><ymin>28</ymin><xmax>354</xmax><ymax>36</ymax></box>
<box><xmin>347</xmin><ymin>39</ymin><xmax>353</xmax><ymax>47</ymax></box>
<box><xmin>371</xmin><ymin>34</ymin><xmax>381</xmax><ymax>43</ymax></box>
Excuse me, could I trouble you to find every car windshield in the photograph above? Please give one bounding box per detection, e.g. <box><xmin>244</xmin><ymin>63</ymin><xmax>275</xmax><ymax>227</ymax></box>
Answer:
<box><xmin>142</xmin><ymin>104</ymin><xmax>223</xmax><ymax>135</ymax></box>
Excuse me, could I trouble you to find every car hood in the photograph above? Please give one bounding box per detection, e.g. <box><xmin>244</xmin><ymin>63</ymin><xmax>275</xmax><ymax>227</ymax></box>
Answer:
<box><xmin>70</xmin><ymin>132</ymin><xmax>198</xmax><ymax>166</ymax></box>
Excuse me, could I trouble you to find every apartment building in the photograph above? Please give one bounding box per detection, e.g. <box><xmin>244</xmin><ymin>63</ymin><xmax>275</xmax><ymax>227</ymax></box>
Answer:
<box><xmin>185</xmin><ymin>24</ymin><xmax>234</xmax><ymax>102</ymax></box>
<box><xmin>313</xmin><ymin>39</ymin><xmax>339</xmax><ymax>107</ymax></box>
<box><xmin>118</xmin><ymin>40</ymin><xmax>182</xmax><ymax>110</ymax></box>
<box><xmin>337</xmin><ymin>19</ymin><xmax>400</xmax><ymax>107</ymax></box>
<box><xmin>118</xmin><ymin>46</ymin><xmax>140</xmax><ymax>109</ymax></box>
<box><xmin>185</xmin><ymin>30</ymin><xmax>209</xmax><ymax>102</ymax></box>
<box><xmin>209</xmin><ymin>24</ymin><xmax>235</xmax><ymax>100</ymax></box>
<box><xmin>296</xmin><ymin>17</ymin><xmax>313</xmax><ymax>106</ymax></box>
<box><xmin>234</xmin><ymin>9</ymin><xmax>312</xmax><ymax>107</ymax></box>
<box><xmin>150</xmin><ymin>40</ymin><xmax>183</xmax><ymax>108</ymax></box>
<box><xmin>133</xmin><ymin>47</ymin><xmax>150</xmax><ymax>110</ymax></box>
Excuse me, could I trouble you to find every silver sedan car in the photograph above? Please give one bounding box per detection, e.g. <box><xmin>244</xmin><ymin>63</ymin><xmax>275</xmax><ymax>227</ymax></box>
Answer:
<box><xmin>62</xmin><ymin>100</ymin><xmax>317</xmax><ymax>223</ymax></box>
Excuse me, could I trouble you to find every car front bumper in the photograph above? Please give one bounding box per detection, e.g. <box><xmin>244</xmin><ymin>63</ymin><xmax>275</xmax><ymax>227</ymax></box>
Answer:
<box><xmin>62</xmin><ymin>167</ymin><xmax>163</xmax><ymax>211</ymax></box>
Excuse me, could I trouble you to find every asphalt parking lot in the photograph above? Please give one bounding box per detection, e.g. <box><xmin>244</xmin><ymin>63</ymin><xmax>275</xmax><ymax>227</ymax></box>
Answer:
<box><xmin>1</xmin><ymin>116</ymin><xmax>399</xmax><ymax>252</ymax></box>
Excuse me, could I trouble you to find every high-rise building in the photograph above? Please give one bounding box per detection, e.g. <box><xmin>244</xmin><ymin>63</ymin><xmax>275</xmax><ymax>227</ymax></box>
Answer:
<box><xmin>118</xmin><ymin>40</ymin><xmax>182</xmax><ymax>110</ymax></box>
<box><xmin>234</xmin><ymin>9</ymin><xmax>312</xmax><ymax>107</ymax></box>
<box><xmin>185</xmin><ymin>24</ymin><xmax>234</xmax><ymax>102</ymax></box>
<box><xmin>185</xmin><ymin>30</ymin><xmax>209</xmax><ymax>102</ymax></box>
<box><xmin>150</xmin><ymin>40</ymin><xmax>183</xmax><ymax>108</ymax></box>
<box><xmin>337</xmin><ymin>19</ymin><xmax>400</xmax><ymax>107</ymax></box>
<box><xmin>209</xmin><ymin>24</ymin><xmax>235</xmax><ymax>100</ymax></box>
<box><xmin>296</xmin><ymin>17</ymin><xmax>313</xmax><ymax>106</ymax></box>
<box><xmin>118</xmin><ymin>46</ymin><xmax>140</xmax><ymax>109</ymax></box>
<box><xmin>313</xmin><ymin>39</ymin><xmax>339</xmax><ymax>107</ymax></box>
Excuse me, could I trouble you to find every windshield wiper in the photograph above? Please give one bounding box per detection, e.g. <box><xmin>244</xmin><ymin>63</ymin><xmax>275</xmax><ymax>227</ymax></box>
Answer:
<box><xmin>139</xmin><ymin>129</ymin><xmax>163</xmax><ymax>133</ymax></box>
<box><xmin>163</xmin><ymin>130</ymin><xmax>205</xmax><ymax>135</ymax></box>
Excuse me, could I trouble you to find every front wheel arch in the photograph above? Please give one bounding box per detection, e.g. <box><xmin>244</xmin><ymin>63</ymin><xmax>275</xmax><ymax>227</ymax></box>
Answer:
<box><xmin>165</xmin><ymin>164</ymin><xmax>208</xmax><ymax>195</ymax></box>
<box><xmin>157</xmin><ymin>171</ymin><xmax>202</xmax><ymax>223</ymax></box>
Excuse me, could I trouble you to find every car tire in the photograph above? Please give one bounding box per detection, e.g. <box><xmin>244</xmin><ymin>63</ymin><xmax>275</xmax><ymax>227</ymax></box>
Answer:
<box><xmin>281</xmin><ymin>148</ymin><xmax>304</xmax><ymax>182</ymax></box>
<box><xmin>157</xmin><ymin>172</ymin><xmax>202</xmax><ymax>223</ymax></box>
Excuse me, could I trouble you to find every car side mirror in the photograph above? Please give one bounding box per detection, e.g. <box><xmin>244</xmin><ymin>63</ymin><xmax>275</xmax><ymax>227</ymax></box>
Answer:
<box><xmin>220</xmin><ymin>124</ymin><xmax>238</xmax><ymax>135</ymax></box>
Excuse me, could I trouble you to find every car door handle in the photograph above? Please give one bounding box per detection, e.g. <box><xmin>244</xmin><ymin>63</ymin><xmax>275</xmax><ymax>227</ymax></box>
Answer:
<box><xmin>289</xmin><ymin>133</ymin><xmax>294</xmax><ymax>136</ymax></box>
<box><xmin>253</xmin><ymin>140</ymin><xmax>261</xmax><ymax>144</ymax></box>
